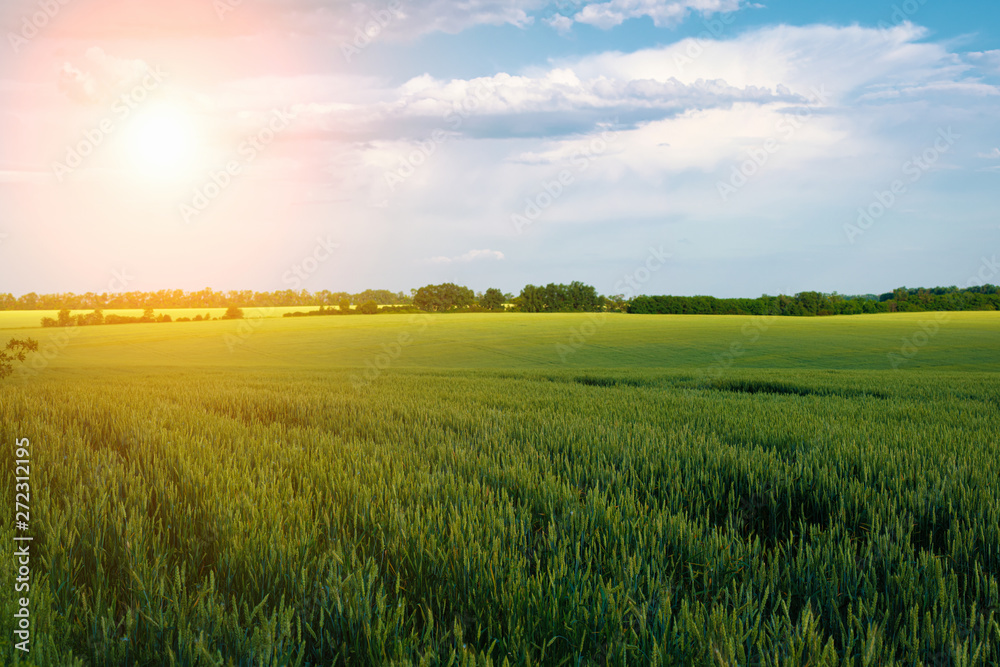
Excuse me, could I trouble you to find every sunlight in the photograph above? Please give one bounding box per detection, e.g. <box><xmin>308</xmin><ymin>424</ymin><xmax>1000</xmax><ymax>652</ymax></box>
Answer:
<box><xmin>120</xmin><ymin>104</ymin><xmax>200</xmax><ymax>178</ymax></box>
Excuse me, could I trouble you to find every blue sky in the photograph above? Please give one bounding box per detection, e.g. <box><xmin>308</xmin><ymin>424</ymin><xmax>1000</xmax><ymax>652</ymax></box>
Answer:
<box><xmin>0</xmin><ymin>0</ymin><xmax>998</xmax><ymax>298</ymax></box>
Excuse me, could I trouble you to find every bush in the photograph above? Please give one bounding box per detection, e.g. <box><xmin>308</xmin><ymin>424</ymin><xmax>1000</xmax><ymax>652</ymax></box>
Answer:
<box><xmin>359</xmin><ymin>301</ymin><xmax>379</xmax><ymax>315</ymax></box>
<box><xmin>222</xmin><ymin>306</ymin><xmax>245</xmax><ymax>320</ymax></box>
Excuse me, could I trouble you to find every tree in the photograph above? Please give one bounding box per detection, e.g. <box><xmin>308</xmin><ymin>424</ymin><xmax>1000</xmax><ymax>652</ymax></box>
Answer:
<box><xmin>1</xmin><ymin>338</ymin><xmax>38</xmax><ymax>380</ymax></box>
<box><xmin>517</xmin><ymin>282</ymin><xmax>601</xmax><ymax>312</ymax></box>
<box><xmin>517</xmin><ymin>285</ymin><xmax>546</xmax><ymax>313</ymax></box>
<box><xmin>359</xmin><ymin>301</ymin><xmax>379</xmax><ymax>315</ymax></box>
<box><xmin>480</xmin><ymin>288</ymin><xmax>505</xmax><ymax>311</ymax></box>
<box><xmin>543</xmin><ymin>283</ymin><xmax>569</xmax><ymax>311</ymax></box>
<box><xmin>339</xmin><ymin>298</ymin><xmax>352</xmax><ymax>313</ymax></box>
<box><xmin>222</xmin><ymin>305</ymin><xmax>245</xmax><ymax>320</ymax></box>
<box><xmin>413</xmin><ymin>283</ymin><xmax>475</xmax><ymax>312</ymax></box>
<box><xmin>606</xmin><ymin>294</ymin><xmax>627</xmax><ymax>312</ymax></box>
<box><xmin>354</xmin><ymin>289</ymin><xmax>403</xmax><ymax>305</ymax></box>
<box><xmin>566</xmin><ymin>281</ymin><xmax>601</xmax><ymax>311</ymax></box>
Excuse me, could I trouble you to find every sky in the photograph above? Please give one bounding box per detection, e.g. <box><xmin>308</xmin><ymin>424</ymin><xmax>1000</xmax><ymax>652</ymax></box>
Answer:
<box><xmin>0</xmin><ymin>0</ymin><xmax>998</xmax><ymax>299</ymax></box>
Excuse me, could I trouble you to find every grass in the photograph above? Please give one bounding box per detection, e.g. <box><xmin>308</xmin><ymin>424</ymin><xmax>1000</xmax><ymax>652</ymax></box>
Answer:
<box><xmin>1</xmin><ymin>310</ymin><xmax>998</xmax><ymax>374</ymax></box>
<box><xmin>1</xmin><ymin>311</ymin><xmax>998</xmax><ymax>665</ymax></box>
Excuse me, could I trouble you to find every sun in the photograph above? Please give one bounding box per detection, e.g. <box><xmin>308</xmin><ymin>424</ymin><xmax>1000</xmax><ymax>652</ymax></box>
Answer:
<box><xmin>120</xmin><ymin>104</ymin><xmax>200</xmax><ymax>178</ymax></box>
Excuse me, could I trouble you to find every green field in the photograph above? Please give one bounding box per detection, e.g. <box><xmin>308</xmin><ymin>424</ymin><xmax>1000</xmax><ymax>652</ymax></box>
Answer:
<box><xmin>2</xmin><ymin>310</ymin><xmax>999</xmax><ymax>374</ymax></box>
<box><xmin>1</xmin><ymin>312</ymin><xmax>999</xmax><ymax>665</ymax></box>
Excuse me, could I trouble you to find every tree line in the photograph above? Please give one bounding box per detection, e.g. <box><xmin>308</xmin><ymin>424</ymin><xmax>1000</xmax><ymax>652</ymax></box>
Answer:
<box><xmin>407</xmin><ymin>282</ymin><xmax>602</xmax><ymax>313</ymax></box>
<box><xmin>627</xmin><ymin>285</ymin><xmax>1000</xmax><ymax>316</ymax></box>
<box><xmin>41</xmin><ymin>306</ymin><xmax>248</xmax><ymax>328</ymax></box>
<box><xmin>1</xmin><ymin>288</ymin><xmax>413</xmax><ymax>311</ymax></box>
<box><xmin>7</xmin><ymin>283</ymin><xmax>1000</xmax><ymax>320</ymax></box>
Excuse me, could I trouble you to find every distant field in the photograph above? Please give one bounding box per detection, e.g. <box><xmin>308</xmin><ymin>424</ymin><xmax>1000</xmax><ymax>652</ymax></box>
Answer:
<box><xmin>0</xmin><ymin>307</ymin><xmax>322</xmax><ymax>330</ymax></box>
<box><xmin>1</xmin><ymin>311</ymin><xmax>999</xmax><ymax>664</ymax></box>
<box><xmin>1</xmin><ymin>310</ymin><xmax>998</xmax><ymax>374</ymax></box>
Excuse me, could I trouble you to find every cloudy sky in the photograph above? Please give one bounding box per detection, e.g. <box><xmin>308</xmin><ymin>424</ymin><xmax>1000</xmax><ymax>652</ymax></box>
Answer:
<box><xmin>0</xmin><ymin>0</ymin><xmax>997</xmax><ymax>298</ymax></box>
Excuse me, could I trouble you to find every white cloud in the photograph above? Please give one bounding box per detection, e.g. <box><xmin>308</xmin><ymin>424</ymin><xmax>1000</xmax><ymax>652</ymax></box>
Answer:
<box><xmin>231</xmin><ymin>20</ymin><xmax>996</xmax><ymax>230</ymax></box>
<box><xmin>858</xmin><ymin>80</ymin><xmax>1000</xmax><ymax>101</ymax></box>
<box><xmin>390</xmin><ymin>69</ymin><xmax>793</xmax><ymax>115</ymax></box>
<box><xmin>258</xmin><ymin>0</ymin><xmax>757</xmax><ymax>38</ymax></box>
<box><xmin>333</xmin><ymin>21</ymin><xmax>997</xmax><ymax>252</ymax></box>
<box><xmin>567</xmin><ymin>22</ymin><xmax>950</xmax><ymax>96</ymax></box>
<box><xmin>967</xmin><ymin>49</ymin><xmax>1000</xmax><ymax>73</ymax></box>
<box><xmin>282</xmin><ymin>21</ymin><xmax>983</xmax><ymax>151</ymax></box>
<box><xmin>58</xmin><ymin>48</ymin><xmax>155</xmax><ymax>104</ymax></box>
<box><xmin>429</xmin><ymin>249</ymin><xmax>506</xmax><ymax>264</ymax></box>
<box><xmin>287</xmin><ymin>66</ymin><xmax>801</xmax><ymax>144</ymax></box>
<box><xmin>390</xmin><ymin>0</ymin><xmax>539</xmax><ymax>34</ymax></box>
<box><xmin>234</xmin><ymin>0</ymin><xmax>545</xmax><ymax>38</ymax></box>
<box><xmin>570</xmin><ymin>0</ymin><xmax>744</xmax><ymax>30</ymax></box>
<box><xmin>977</xmin><ymin>148</ymin><xmax>1000</xmax><ymax>159</ymax></box>
<box><xmin>545</xmin><ymin>14</ymin><xmax>574</xmax><ymax>34</ymax></box>
<box><xmin>0</xmin><ymin>0</ymin><xmax>762</xmax><ymax>50</ymax></box>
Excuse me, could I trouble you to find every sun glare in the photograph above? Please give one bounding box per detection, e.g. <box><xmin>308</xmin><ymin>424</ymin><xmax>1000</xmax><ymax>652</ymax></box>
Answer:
<box><xmin>121</xmin><ymin>105</ymin><xmax>200</xmax><ymax>178</ymax></box>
